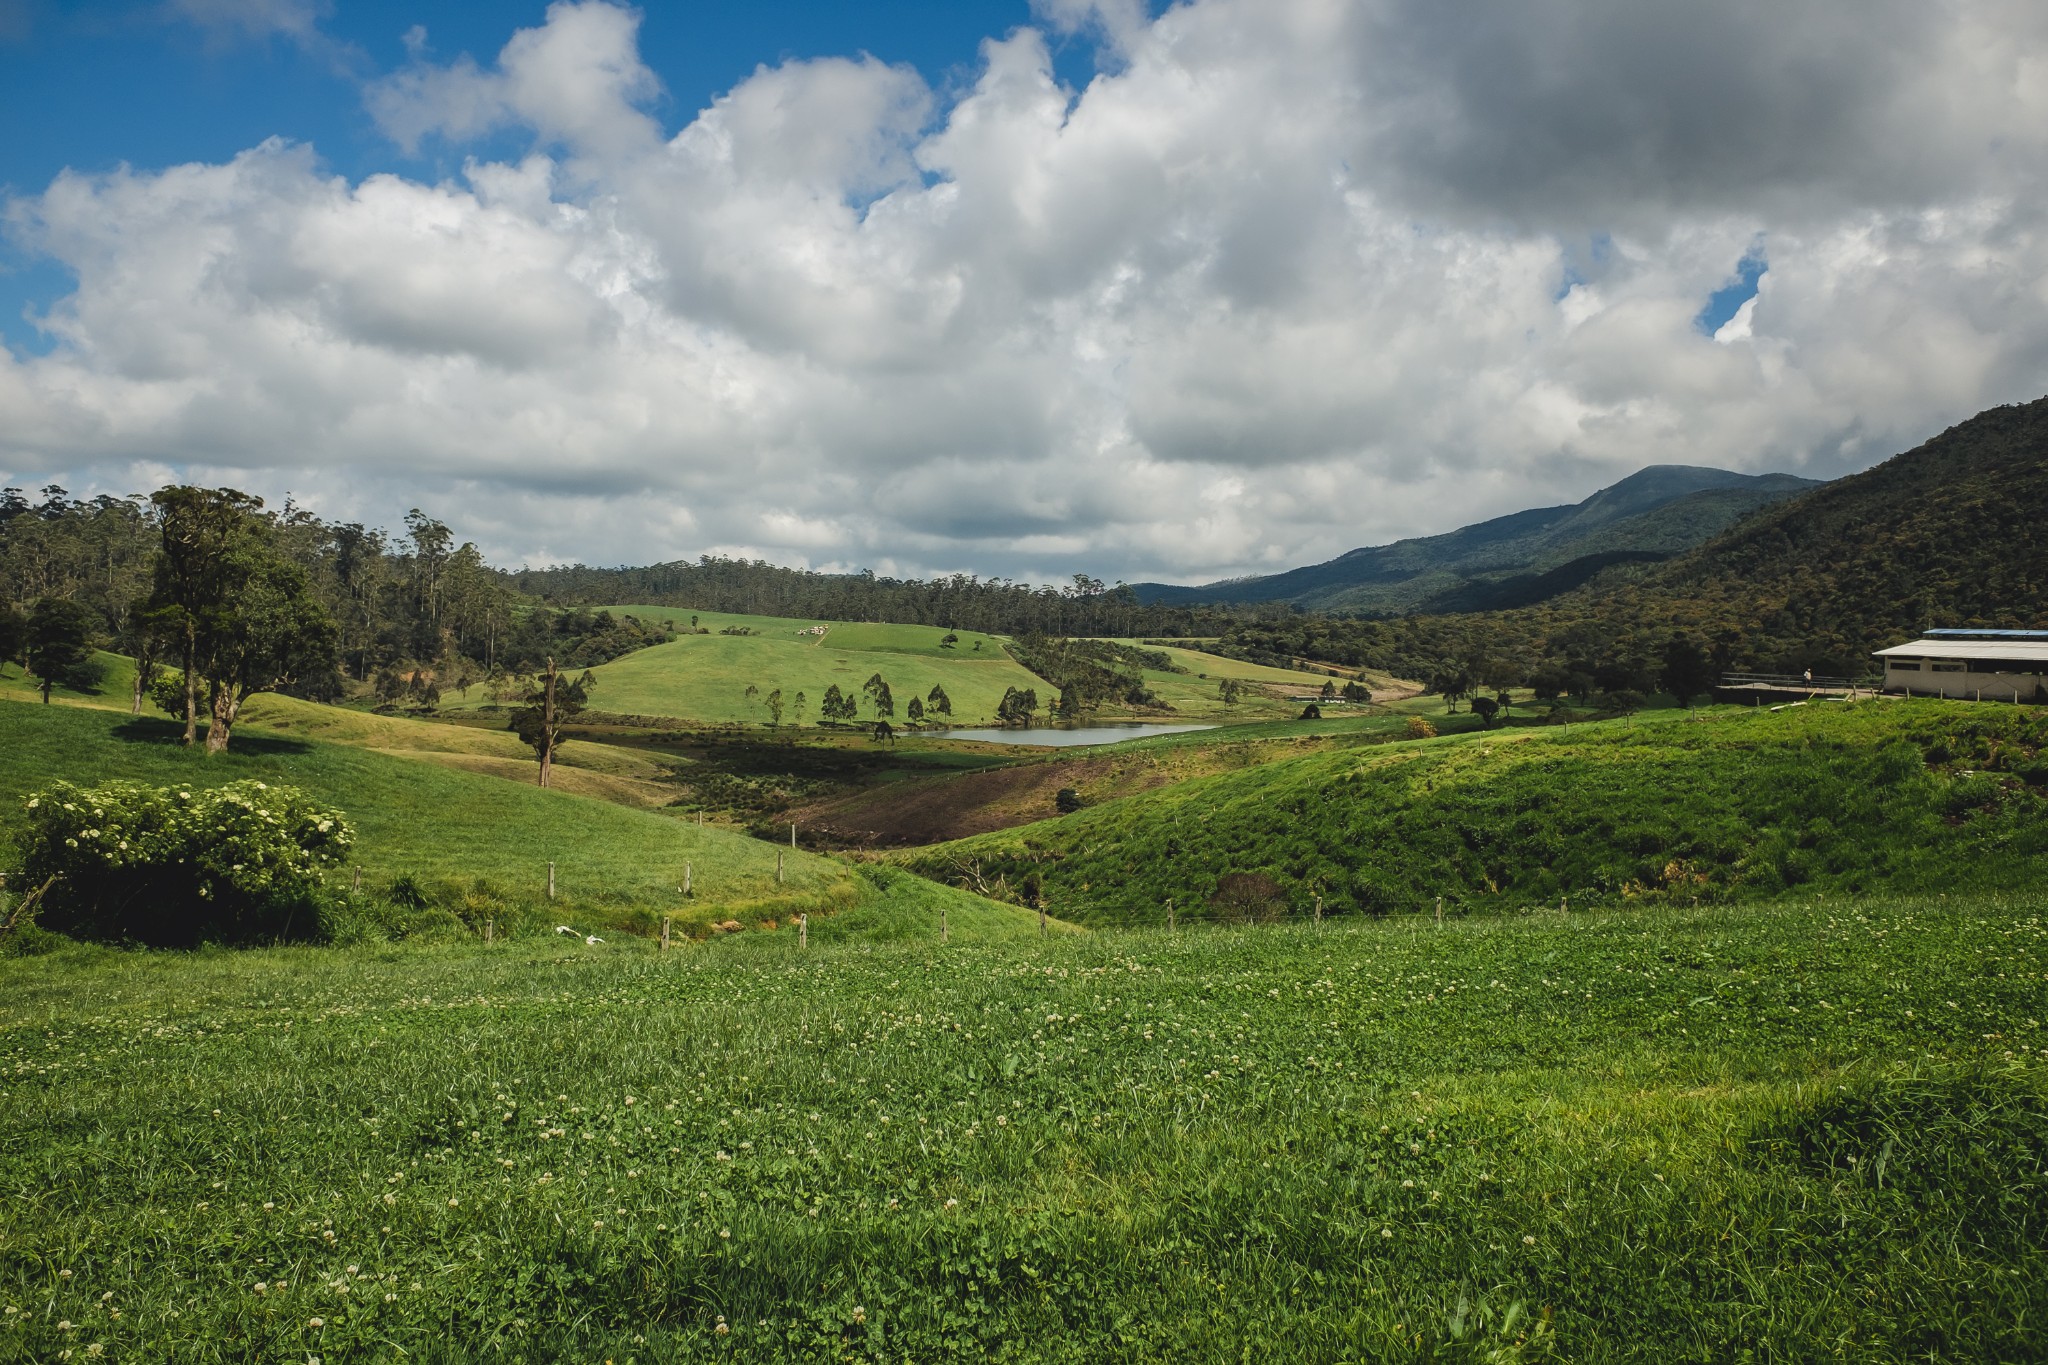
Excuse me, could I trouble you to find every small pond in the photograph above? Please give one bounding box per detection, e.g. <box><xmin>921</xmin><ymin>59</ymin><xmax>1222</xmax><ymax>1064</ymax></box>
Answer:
<box><xmin>936</xmin><ymin>723</ymin><xmax>1217</xmax><ymax>747</ymax></box>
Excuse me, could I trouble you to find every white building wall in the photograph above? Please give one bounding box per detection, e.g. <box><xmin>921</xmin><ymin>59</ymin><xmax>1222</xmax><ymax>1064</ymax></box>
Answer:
<box><xmin>1883</xmin><ymin>662</ymin><xmax>2048</xmax><ymax>700</ymax></box>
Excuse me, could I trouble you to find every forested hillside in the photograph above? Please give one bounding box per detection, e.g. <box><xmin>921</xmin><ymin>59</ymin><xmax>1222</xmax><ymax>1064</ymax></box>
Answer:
<box><xmin>1134</xmin><ymin>465</ymin><xmax>1817</xmax><ymax>613</ymax></box>
<box><xmin>1204</xmin><ymin>396</ymin><xmax>2048</xmax><ymax>682</ymax></box>
<box><xmin>510</xmin><ymin>559</ymin><xmax>1253</xmax><ymax>639</ymax></box>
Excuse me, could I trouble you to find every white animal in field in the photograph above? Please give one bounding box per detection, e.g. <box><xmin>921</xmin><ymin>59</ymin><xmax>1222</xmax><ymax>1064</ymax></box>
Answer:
<box><xmin>554</xmin><ymin>925</ymin><xmax>576</xmax><ymax>936</ymax></box>
<box><xmin>585</xmin><ymin>935</ymin><xmax>603</xmax><ymax>945</ymax></box>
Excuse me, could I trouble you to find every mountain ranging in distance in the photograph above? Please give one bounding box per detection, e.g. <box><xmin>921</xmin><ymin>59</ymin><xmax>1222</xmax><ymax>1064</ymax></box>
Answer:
<box><xmin>1134</xmin><ymin>465</ymin><xmax>1822</xmax><ymax>615</ymax></box>
<box><xmin>1206</xmin><ymin>394</ymin><xmax>2048</xmax><ymax>682</ymax></box>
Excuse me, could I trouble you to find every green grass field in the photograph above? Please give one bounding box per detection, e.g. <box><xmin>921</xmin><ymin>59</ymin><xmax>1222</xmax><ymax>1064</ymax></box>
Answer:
<box><xmin>901</xmin><ymin>699</ymin><xmax>2048</xmax><ymax>924</ymax></box>
<box><xmin>425</xmin><ymin>609</ymin><xmax>1364</xmax><ymax>727</ymax></box>
<box><xmin>0</xmin><ymin>699</ymin><xmax>1035</xmax><ymax>940</ymax></box>
<box><xmin>1</xmin><ymin>895</ymin><xmax>2042</xmax><ymax>1360</ymax></box>
<box><xmin>444</xmin><ymin>608</ymin><xmax>1048</xmax><ymax>728</ymax></box>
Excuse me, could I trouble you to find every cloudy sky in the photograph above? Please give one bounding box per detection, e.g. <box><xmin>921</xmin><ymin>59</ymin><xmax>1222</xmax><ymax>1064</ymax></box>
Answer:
<box><xmin>2</xmin><ymin>0</ymin><xmax>2045</xmax><ymax>583</ymax></box>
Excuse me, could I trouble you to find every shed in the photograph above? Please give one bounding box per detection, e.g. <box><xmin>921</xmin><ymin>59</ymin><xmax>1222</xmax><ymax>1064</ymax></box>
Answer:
<box><xmin>1873</xmin><ymin>629</ymin><xmax>2048</xmax><ymax>702</ymax></box>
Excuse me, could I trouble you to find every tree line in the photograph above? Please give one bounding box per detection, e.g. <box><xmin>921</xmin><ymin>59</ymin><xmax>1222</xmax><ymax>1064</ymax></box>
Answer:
<box><xmin>0</xmin><ymin>486</ymin><xmax>672</xmax><ymax>732</ymax></box>
<box><xmin>506</xmin><ymin>559</ymin><xmax>1273</xmax><ymax>639</ymax></box>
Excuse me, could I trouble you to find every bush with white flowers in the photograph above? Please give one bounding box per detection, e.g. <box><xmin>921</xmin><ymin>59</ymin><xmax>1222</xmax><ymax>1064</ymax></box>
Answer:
<box><xmin>20</xmin><ymin>779</ymin><xmax>353</xmax><ymax>946</ymax></box>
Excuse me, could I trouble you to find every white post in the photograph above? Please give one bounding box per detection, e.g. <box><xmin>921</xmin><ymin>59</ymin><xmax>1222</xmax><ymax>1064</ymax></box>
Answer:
<box><xmin>661</xmin><ymin>916</ymin><xmax>670</xmax><ymax>952</ymax></box>
<box><xmin>547</xmin><ymin>861</ymin><xmax>555</xmax><ymax>900</ymax></box>
<box><xmin>683</xmin><ymin>862</ymin><xmax>692</xmax><ymax>897</ymax></box>
<box><xmin>799</xmin><ymin>914</ymin><xmax>807</xmax><ymax>950</ymax></box>
<box><xmin>791</xmin><ymin>823</ymin><xmax>797</xmax><ymax>849</ymax></box>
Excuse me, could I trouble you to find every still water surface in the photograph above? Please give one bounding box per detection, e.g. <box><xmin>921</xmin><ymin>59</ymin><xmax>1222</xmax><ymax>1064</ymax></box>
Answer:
<box><xmin>938</xmin><ymin>723</ymin><xmax>1217</xmax><ymax>747</ymax></box>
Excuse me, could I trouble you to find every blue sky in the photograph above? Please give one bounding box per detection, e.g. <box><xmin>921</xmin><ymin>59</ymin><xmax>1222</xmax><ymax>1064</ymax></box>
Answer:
<box><xmin>0</xmin><ymin>0</ymin><xmax>2038</xmax><ymax>581</ymax></box>
<box><xmin>0</xmin><ymin>1</ymin><xmax>1110</xmax><ymax>349</ymax></box>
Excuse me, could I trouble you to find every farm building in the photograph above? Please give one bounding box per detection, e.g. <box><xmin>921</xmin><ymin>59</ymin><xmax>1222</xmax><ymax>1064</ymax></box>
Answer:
<box><xmin>1873</xmin><ymin>628</ymin><xmax>2048</xmax><ymax>702</ymax></box>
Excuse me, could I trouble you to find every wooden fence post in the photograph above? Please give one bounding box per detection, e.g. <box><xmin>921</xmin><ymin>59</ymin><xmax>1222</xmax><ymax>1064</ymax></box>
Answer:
<box><xmin>661</xmin><ymin>916</ymin><xmax>671</xmax><ymax>952</ymax></box>
<box><xmin>684</xmin><ymin>862</ymin><xmax>692</xmax><ymax>897</ymax></box>
<box><xmin>941</xmin><ymin>907</ymin><xmax>949</xmax><ymax>943</ymax></box>
<box><xmin>1434</xmin><ymin>896</ymin><xmax>1442</xmax><ymax>927</ymax></box>
<box><xmin>547</xmin><ymin>861</ymin><xmax>556</xmax><ymax>900</ymax></box>
<box><xmin>791</xmin><ymin>823</ymin><xmax>797</xmax><ymax>849</ymax></box>
<box><xmin>484</xmin><ymin>918</ymin><xmax>493</xmax><ymax>944</ymax></box>
<box><xmin>799</xmin><ymin>914</ymin><xmax>808</xmax><ymax>950</ymax></box>
<box><xmin>1039</xmin><ymin>900</ymin><xmax>1047</xmax><ymax>936</ymax></box>
<box><xmin>351</xmin><ymin>866</ymin><xmax>361</xmax><ymax>892</ymax></box>
<box><xmin>1314</xmin><ymin>894</ymin><xmax>1322</xmax><ymax>925</ymax></box>
<box><xmin>777</xmin><ymin>851</ymin><xmax>784</xmax><ymax>885</ymax></box>
<box><xmin>1167</xmin><ymin>899</ymin><xmax>1176</xmax><ymax>933</ymax></box>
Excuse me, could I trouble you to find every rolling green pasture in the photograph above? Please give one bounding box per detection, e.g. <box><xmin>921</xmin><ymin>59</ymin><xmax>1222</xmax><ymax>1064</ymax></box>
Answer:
<box><xmin>902</xmin><ymin>700</ymin><xmax>2048</xmax><ymax>924</ymax></box>
<box><xmin>4</xmin><ymin>661</ymin><xmax>698</xmax><ymax>809</ymax></box>
<box><xmin>0</xmin><ymin>651</ymin><xmax>139</xmax><ymax>712</ymax></box>
<box><xmin>0</xmin><ymin>700</ymin><xmax>867</xmax><ymax>936</ymax></box>
<box><xmin>1103</xmin><ymin>638</ymin><xmax>1411</xmax><ymax>718</ymax></box>
<box><xmin>1</xmin><ymin>896</ymin><xmax>2042</xmax><ymax>1361</ymax></box>
<box><xmin>437</xmin><ymin>608</ymin><xmax>1047</xmax><ymax>728</ymax></box>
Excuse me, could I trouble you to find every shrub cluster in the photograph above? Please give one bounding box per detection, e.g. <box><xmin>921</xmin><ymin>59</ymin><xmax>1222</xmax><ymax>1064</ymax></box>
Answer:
<box><xmin>20</xmin><ymin>779</ymin><xmax>353</xmax><ymax>947</ymax></box>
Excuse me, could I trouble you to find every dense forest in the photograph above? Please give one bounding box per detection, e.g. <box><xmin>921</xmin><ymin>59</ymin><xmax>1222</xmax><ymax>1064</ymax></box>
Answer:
<box><xmin>508</xmin><ymin>560</ymin><xmax>1261</xmax><ymax>639</ymax></box>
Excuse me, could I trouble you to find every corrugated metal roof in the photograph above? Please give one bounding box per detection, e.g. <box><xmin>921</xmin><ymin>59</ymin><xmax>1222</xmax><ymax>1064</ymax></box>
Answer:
<box><xmin>1874</xmin><ymin>639</ymin><xmax>2048</xmax><ymax>661</ymax></box>
<box><xmin>1925</xmin><ymin>628</ymin><xmax>2048</xmax><ymax>639</ymax></box>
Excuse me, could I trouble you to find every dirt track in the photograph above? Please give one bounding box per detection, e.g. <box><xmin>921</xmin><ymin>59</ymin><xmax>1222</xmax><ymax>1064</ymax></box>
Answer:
<box><xmin>788</xmin><ymin>753</ymin><xmax>1152</xmax><ymax>847</ymax></box>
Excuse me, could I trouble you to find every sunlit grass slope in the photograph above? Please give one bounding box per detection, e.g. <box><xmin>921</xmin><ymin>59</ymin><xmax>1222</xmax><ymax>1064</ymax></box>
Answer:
<box><xmin>902</xmin><ymin>699</ymin><xmax>2048</xmax><ymax>924</ymax></box>
<box><xmin>1104</xmin><ymin>638</ymin><xmax>1413</xmax><ymax>717</ymax></box>
<box><xmin>440</xmin><ymin>607</ymin><xmax>1049</xmax><ymax>726</ymax></box>
<box><xmin>1</xmin><ymin>896</ymin><xmax>2042</xmax><ymax>1360</ymax></box>
<box><xmin>2</xmin><ymin>662</ymin><xmax>684</xmax><ymax>806</ymax></box>
<box><xmin>0</xmin><ymin>652</ymin><xmax>138</xmax><ymax>711</ymax></box>
<box><xmin>0</xmin><ymin>701</ymin><xmax>853</xmax><ymax>934</ymax></box>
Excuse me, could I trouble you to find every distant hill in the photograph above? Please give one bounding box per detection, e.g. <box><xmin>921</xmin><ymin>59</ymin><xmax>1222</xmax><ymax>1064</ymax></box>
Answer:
<box><xmin>1198</xmin><ymin>395</ymin><xmax>2048</xmax><ymax>679</ymax></box>
<box><xmin>1134</xmin><ymin>465</ymin><xmax>1820</xmax><ymax>614</ymax></box>
<box><xmin>1596</xmin><ymin>395</ymin><xmax>2048</xmax><ymax>662</ymax></box>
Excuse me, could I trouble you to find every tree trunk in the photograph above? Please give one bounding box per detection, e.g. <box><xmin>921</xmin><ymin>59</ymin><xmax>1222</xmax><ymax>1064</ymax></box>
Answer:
<box><xmin>205</xmin><ymin>682</ymin><xmax>239</xmax><ymax>754</ymax></box>
<box><xmin>131</xmin><ymin>646</ymin><xmax>153</xmax><ymax>716</ymax></box>
<box><xmin>181</xmin><ymin>620</ymin><xmax>199</xmax><ymax>746</ymax></box>
<box><xmin>538</xmin><ymin>657</ymin><xmax>557</xmax><ymax>789</ymax></box>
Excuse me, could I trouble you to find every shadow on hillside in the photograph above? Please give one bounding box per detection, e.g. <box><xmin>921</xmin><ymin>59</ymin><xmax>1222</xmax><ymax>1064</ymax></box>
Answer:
<box><xmin>112</xmin><ymin>717</ymin><xmax>313</xmax><ymax>756</ymax></box>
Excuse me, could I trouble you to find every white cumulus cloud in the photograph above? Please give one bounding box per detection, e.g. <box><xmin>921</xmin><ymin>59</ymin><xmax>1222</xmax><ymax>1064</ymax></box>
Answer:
<box><xmin>5</xmin><ymin>0</ymin><xmax>2048</xmax><ymax>583</ymax></box>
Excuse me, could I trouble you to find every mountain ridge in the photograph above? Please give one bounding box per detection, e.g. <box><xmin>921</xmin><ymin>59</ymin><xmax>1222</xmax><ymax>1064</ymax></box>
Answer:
<box><xmin>1135</xmin><ymin>464</ymin><xmax>1821</xmax><ymax>614</ymax></box>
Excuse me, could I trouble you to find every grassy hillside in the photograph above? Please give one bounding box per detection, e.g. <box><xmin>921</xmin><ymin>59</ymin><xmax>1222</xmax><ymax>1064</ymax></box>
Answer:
<box><xmin>791</xmin><ymin>710</ymin><xmax>1470</xmax><ymax>848</ymax></box>
<box><xmin>1</xmin><ymin>895</ymin><xmax>2041</xmax><ymax>1360</ymax></box>
<box><xmin>435</xmin><ymin>607</ymin><xmax>1046</xmax><ymax>727</ymax></box>
<box><xmin>901</xmin><ymin>700</ymin><xmax>2048</xmax><ymax>924</ymax></box>
<box><xmin>431</xmin><ymin>607</ymin><xmax>1353</xmax><ymax>726</ymax></box>
<box><xmin>1</xmin><ymin>661</ymin><xmax>688</xmax><ymax>809</ymax></box>
<box><xmin>0</xmin><ymin>700</ymin><xmax>871</xmax><ymax>938</ymax></box>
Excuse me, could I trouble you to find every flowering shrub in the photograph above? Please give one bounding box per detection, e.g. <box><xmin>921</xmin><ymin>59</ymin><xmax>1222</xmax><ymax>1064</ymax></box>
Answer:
<box><xmin>20</xmin><ymin>779</ymin><xmax>353</xmax><ymax>947</ymax></box>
